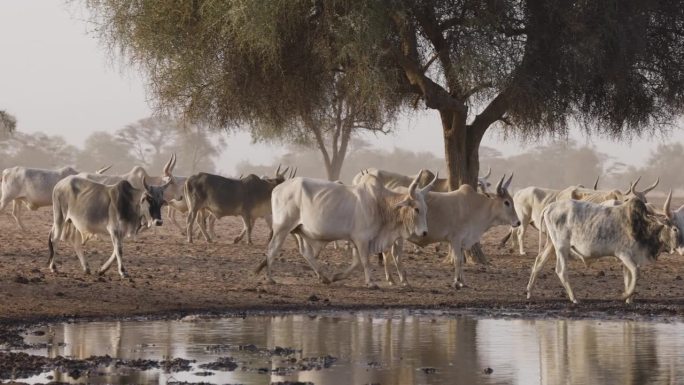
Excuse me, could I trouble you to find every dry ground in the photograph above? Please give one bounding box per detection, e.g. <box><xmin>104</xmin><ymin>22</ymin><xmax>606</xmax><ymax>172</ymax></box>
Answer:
<box><xmin>1</xmin><ymin>200</ymin><xmax>684</xmax><ymax>324</ymax></box>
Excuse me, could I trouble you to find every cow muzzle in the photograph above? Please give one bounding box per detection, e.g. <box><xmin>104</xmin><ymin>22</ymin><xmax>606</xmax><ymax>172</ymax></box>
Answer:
<box><xmin>421</xmin><ymin>231</ymin><xmax>428</xmax><ymax>237</ymax></box>
<box><xmin>153</xmin><ymin>219</ymin><xmax>163</xmax><ymax>227</ymax></box>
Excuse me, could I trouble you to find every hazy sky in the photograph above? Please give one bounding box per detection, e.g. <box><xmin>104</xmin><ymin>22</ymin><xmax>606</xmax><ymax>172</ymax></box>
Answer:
<box><xmin>1</xmin><ymin>1</ymin><xmax>682</xmax><ymax>175</ymax></box>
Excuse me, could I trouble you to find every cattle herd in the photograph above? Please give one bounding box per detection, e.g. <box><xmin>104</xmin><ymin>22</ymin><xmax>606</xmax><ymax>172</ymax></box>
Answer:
<box><xmin>1</xmin><ymin>155</ymin><xmax>683</xmax><ymax>305</ymax></box>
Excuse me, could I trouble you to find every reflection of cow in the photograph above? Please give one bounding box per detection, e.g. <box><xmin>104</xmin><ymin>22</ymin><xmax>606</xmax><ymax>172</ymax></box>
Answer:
<box><xmin>184</xmin><ymin>167</ymin><xmax>290</xmax><ymax>244</ymax></box>
<box><xmin>527</xmin><ymin>193</ymin><xmax>679</xmax><ymax>303</ymax></box>
<box><xmin>48</xmin><ymin>176</ymin><xmax>170</xmax><ymax>278</ymax></box>
<box><xmin>256</xmin><ymin>172</ymin><xmax>433</xmax><ymax>287</ymax></box>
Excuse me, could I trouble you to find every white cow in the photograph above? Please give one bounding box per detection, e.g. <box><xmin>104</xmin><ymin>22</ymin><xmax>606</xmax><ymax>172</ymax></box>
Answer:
<box><xmin>48</xmin><ymin>176</ymin><xmax>170</xmax><ymax>278</ymax></box>
<box><xmin>255</xmin><ymin>171</ymin><xmax>435</xmax><ymax>287</ymax></box>
<box><xmin>382</xmin><ymin>174</ymin><xmax>519</xmax><ymax>288</ymax></box>
<box><xmin>0</xmin><ymin>166</ymin><xmax>79</xmax><ymax>229</ymax></box>
<box><xmin>352</xmin><ymin>167</ymin><xmax>492</xmax><ymax>194</ymax></box>
<box><xmin>526</xmin><ymin>192</ymin><xmax>680</xmax><ymax>304</ymax></box>
<box><xmin>502</xmin><ymin>177</ymin><xmax>658</xmax><ymax>255</ymax></box>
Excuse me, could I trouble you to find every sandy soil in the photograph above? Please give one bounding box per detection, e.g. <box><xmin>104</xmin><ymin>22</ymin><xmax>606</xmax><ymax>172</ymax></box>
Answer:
<box><xmin>1</xmin><ymin>201</ymin><xmax>683</xmax><ymax>325</ymax></box>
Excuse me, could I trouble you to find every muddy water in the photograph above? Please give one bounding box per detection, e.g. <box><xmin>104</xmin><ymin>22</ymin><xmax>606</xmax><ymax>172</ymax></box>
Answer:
<box><xmin>10</xmin><ymin>311</ymin><xmax>684</xmax><ymax>385</ymax></box>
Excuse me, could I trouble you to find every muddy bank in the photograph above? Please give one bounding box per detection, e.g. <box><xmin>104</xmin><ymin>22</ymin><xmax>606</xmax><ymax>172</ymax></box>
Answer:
<box><xmin>1</xmin><ymin>207</ymin><xmax>683</xmax><ymax>327</ymax></box>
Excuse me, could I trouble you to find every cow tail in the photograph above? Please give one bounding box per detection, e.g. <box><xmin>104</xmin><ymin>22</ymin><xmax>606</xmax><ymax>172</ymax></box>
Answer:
<box><xmin>48</xmin><ymin>227</ymin><xmax>55</xmax><ymax>265</ymax></box>
<box><xmin>538</xmin><ymin>207</ymin><xmax>547</xmax><ymax>256</ymax></box>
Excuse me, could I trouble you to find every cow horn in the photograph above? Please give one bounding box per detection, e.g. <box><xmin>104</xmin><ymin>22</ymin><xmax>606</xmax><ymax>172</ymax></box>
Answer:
<box><xmin>163</xmin><ymin>155</ymin><xmax>174</xmax><ymax>176</ymax></box>
<box><xmin>96</xmin><ymin>165</ymin><xmax>112</xmax><ymax>174</ymax></box>
<box><xmin>275</xmin><ymin>164</ymin><xmax>282</xmax><ymax>176</ymax></box>
<box><xmin>420</xmin><ymin>172</ymin><xmax>438</xmax><ymax>194</ymax></box>
<box><xmin>593</xmin><ymin>175</ymin><xmax>600</xmax><ymax>190</ymax></box>
<box><xmin>480</xmin><ymin>167</ymin><xmax>491</xmax><ymax>179</ymax></box>
<box><xmin>664</xmin><ymin>189</ymin><xmax>673</xmax><ymax>219</ymax></box>
<box><xmin>641</xmin><ymin>177</ymin><xmax>659</xmax><ymax>195</ymax></box>
<box><xmin>290</xmin><ymin>167</ymin><xmax>297</xmax><ymax>178</ymax></box>
<box><xmin>629</xmin><ymin>176</ymin><xmax>642</xmax><ymax>195</ymax></box>
<box><xmin>408</xmin><ymin>169</ymin><xmax>423</xmax><ymax>198</ymax></box>
<box><xmin>279</xmin><ymin>166</ymin><xmax>290</xmax><ymax>177</ymax></box>
<box><xmin>170</xmin><ymin>153</ymin><xmax>177</xmax><ymax>172</ymax></box>
<box><xmin>495</xmin><ymin>174</ymin><xmax>506</xmax><ymax>195</ymax></box>
<box><xmin>503</xmin><ymin>173</ymin><xmax>514</xmax><ymax>191</ymax></box>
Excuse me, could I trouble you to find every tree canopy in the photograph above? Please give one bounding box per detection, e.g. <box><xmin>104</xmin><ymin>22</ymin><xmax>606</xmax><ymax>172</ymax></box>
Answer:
<box><xmin>84</xmin><ymin>0</ymin><xmax>684</xmax><ymax>186</ymax></box>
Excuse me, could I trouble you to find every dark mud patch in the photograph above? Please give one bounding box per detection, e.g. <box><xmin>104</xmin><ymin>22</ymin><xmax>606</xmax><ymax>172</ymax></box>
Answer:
<box><xmin>0</xmin><ymin>352</ymin><xmax>193</xmax><ymax>380</ymax></box>
<box><xmin>197</xmin><ymin>357</ymin><xmax>238</xmax><ymax>371</ymax></box>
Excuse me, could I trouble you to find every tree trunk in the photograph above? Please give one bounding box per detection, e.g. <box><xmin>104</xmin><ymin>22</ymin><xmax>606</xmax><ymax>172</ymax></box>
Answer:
<box><xmin>441</xmin><ymin>110</ymin><xmax>488</xmax><ymax>265</ymax></box>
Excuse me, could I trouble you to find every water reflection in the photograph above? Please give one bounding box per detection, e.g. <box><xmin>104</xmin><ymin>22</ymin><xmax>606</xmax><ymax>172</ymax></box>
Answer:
<box><xmin>16</xmin><ymin>311</ymin><xmax>684</xmax><ymax>385</ymax></box>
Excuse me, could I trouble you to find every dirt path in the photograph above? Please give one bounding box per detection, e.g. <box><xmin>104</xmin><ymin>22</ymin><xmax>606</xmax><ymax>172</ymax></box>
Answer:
<box><xmin>1</xmin><ymin>205</ymin><xmax>683</xmax><ymax>325</ymax></box>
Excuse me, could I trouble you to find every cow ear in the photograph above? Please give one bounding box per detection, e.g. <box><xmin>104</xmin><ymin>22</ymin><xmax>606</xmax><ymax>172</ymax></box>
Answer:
<box><xmin>142</xmin><ymin>176</ymin><xmax>150</xmax><ymax>192</ymax></box>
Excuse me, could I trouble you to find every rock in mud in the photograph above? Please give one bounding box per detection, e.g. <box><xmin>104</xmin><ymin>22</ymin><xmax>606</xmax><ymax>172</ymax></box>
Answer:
<box><xmin>160</xmin><ymin>357</ymin><xmax>195</xmax><ymax>372</ymax></box>
<box><xmin>198</xmin><ymin>357</ymin><xmax>238</xmax><ymax>371</ymax></box>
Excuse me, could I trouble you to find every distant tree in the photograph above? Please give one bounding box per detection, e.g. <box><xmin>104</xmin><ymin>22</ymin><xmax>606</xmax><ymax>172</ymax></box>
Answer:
<box><xmin>76</xmin><ymin>131</ymin><xmax>134</xmax><ymax>173</ymax></box>
<box><xmin>168</xmin><ymin>124</ymin><xmax>225</xmax><ymax>175</ymax></box>
<box><xmin>115</xmin><ymin>116</ymin><xmax>173</xmax><ymax>170</ymax></box>
<box><xmin>639</xmin><ymin>143</ymin><xmax>684</xmax><ymax>191</ymax></box>
<box><xmin>114</xmin><ymin>116</ymin><xmax>224</xmax><ymax>175</ymax></box>
<box><xmin>2</xmin><ymin>132</ymin><xmax>78</xmax><ymax>169</ymax></box>
<box><xmin>0</xmin><ymin>110</ymin><xmax>16</xmax><ymax>140</ymax></box>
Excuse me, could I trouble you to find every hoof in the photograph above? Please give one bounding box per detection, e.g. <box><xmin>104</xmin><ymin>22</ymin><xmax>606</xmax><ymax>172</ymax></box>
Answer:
<box><xmin>84</xmin><ymin>268</ymin><xmax>91</xmax><ymax>275</ymax></box>
<box><xmin>526</xmin><ymin>292</ymin><xmax>532</xmax><ymax>300</ymax></box>
<box><xmin>119</xmin><ymin>271</ymin><xmax>128</xmax><ymax>279</ymax></box>
<box><xmin>367</xmin><ymin>282</ymin><xmax>379</xmax><ymax>290</ymax></box>
<box><xmin>330</xmin><ymin>273</ymin><xmax>344</xmax><ymax>283</ymax></box>
<box><xmin>97</xmin><ymin>269</ymin><xmax>106</xmax><ymax>276</ymax></box>
<box><xmin>319</xmin><ymin>275</ymin><xmax>332</xmax><ymax>285</ymax></box>
<box><xmin>233</xmin><ymin>237</ymin><xmax>242</xmax><ymax>244</ymax></box>
<box><xmin>451</xmin><ymin>281</ymin><xmax>464</xmax><ymax>289</ymax></box>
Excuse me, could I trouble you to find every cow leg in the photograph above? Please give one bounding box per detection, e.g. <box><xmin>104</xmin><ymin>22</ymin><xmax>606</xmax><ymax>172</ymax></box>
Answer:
<box><xmin>256</xmin><ymin>229</ymin><xmax>289</xmax><ymax>283</ymax></box>
<box><xmin>553</xmin><ymin>247</ymin><xmax>576</xmax><ymax>303</ymax></box>
<box><xmin>186</xmin><ymin>209</ymin><xmax>198</xmax><ymax>243</ymax></box>
<box><xmin>384</xmin><ymin>240</ymin><xmax>408</xmax><ymax>286</ymax></box>
<box><xmin>234</xmin><ymin>215</ymin><xmax>252</xmax><ymax>244</ymax></box>
<box><xmin>357</xmin><ymin>244</ymin><xmax>377</xmax><ymax>289</ymax></box>
<box><xmin>99</xmin><ymin>250</ymin><xmax>117</xmax><ymax>275</ymax></box>
<box><xmin>73</xmin><ymin>239</ymin><xmax>90</xmax><ymax>275</ymax></box>
<box><xmin>331</xmin><ymin>246</ymin><xmax>364</xmax><ymax>284</ymax></box>
<box><xmin>526</xmin><ymin>243</ymin><xmax>555</xmax><ymax>298</ymax></box>
<box><xmin>113</xmin><ymin>235</ymin><xmax>127</xmax><ymax>278</ymax></box>
<box><xmin>382</xmin><ymin>249</ymin><xmax>395</xmax><ymax>285</ymax></box>
<box><xmin>208</xmin><ymin>213</ymin><xmax>218</xmax><ymax>239</ymax></box>
<box><xmin>618</xmin><ymin>255</ymin><xmax>639</xmax><ymax>303</ymax></box>
<box><xmin>195</xmin><ymin>210</ymin><xmax>213</xmax><ymax>243</ymax></box>
<box><xmin>168</xmin><ymin>207</ymin><xmax>186</xmax><ymax>235</ymax></box>
<box><xmin>300</xmin><ymin>239</ymin><xmax>331</xmax><ymax>284</ymax></box>
<box><xmin>48</xmin><ymin>228</ymin><xmax>58</xmax><ymax>273</ymax></box>
<box><xmin>266</xmin><ymin>215</ymin><xmax>274</xmax><ymax>242</ymax></box>
<box><xmin>449</xmin><ymin>241</ymin><xmax>466</xmax><ymax>288</ymax></box>
<box><xmin>517</xmin><ymin>219</ymin><xmax>529</xmax><ymax>255</ymax></box>
<box><xmin>11</xmin><ymin>200</ymin><xmax>26</xmax><ymax>231</ymax></box>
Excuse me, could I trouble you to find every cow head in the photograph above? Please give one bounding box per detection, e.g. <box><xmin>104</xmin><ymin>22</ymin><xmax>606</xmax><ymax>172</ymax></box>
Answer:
<box><xmin>159</xmin><ymin>153</ymin><xmax>185</xmax><ymax>200</ymax></box>
<box><xmin>478</xmin><ymin>167</ymin><xmax>492</xmax><ymax>193</ymax></box>
<box><xmin>660</xmin><ymin>190</ymin><xmax>684</xmax><ymax>255</ymax></box>
<box><xmin>394</xmin><ymin>170</ymin><xmax>437</xmax><ymax>238</ymax></box>
<box><xmin>140</xmin><ymin>176</ymin><xmax>171</xmax><ymax>227</ymax></box>
<box><xmin>491</xmin><ymin>174</ymin><xmax>520</xmax><ymax>228</ymax></box>
<box><xmin>623</xmin><ymin>176</ymin><xmax>659</xmax><ymax>203</ymax></box>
